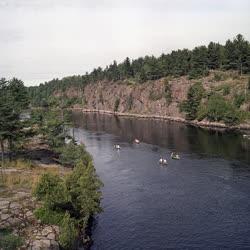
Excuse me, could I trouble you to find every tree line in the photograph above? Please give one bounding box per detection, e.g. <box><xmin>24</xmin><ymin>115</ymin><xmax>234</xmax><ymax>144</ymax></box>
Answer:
<box><xmin>28</xmin><ymin>34</ymin><xmax>250</xmax><ymax>106</ymax></box>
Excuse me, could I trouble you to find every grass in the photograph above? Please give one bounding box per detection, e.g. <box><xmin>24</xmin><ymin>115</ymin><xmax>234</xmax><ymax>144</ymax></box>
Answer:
<box><xmin>0</xmin><ymin>229</ymin><xmax>23</xmax><ymax>250</ymax></box>
<box><xmin>0</xmin><ymin>159</ymin><xmax>61</xmax><ymax>191</ymax></box>
<box><xmin>5</xmin><ymin>159</ymin><xmax>35</xmax><ymax>170</ymax></box>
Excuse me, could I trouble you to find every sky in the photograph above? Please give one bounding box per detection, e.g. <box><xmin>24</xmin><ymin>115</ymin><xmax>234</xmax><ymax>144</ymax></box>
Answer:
<box><xmin>1</xmin><ymin>0</ymin><xmax>250</xmax><ymax>86</ymax></box>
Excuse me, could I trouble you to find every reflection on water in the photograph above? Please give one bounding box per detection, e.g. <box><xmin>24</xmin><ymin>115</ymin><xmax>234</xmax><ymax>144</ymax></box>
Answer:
<box><xmin>71</xmin><ymin>112</ymin><xmax>250</xmax><ymax>250</ymax></box>
<box><xmin>72</xmin><ymin>112</ymin><xmax>250</xmax><ymax>164</ymax></box>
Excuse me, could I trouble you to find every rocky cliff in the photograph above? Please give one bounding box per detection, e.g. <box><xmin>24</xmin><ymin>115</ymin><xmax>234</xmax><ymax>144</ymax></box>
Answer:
<box><xmin>55</xmin><ymin>71</ymin><xmax>250</xmax><ymax>128</ymax></box>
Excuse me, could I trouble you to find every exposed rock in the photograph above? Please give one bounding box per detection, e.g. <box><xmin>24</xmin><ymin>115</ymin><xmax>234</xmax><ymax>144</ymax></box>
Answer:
<box><xmin>0</xmin><ymin>191</ymin><xmax>60</xmax><ymax>250</ymax></box>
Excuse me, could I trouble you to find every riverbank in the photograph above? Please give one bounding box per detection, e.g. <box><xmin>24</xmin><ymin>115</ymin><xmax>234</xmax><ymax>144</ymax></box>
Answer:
<box><xmin>0</xmin><ymin>137</ymin><xmax>64</xmax><ymax>249</ymax></box>
<box><xmin>0</xmin><ymin>133</ymin><xmax>99</xmax><ymax>250</ymax></box>
<box><xmin>71</xmin><ymin>108</ymin><xmax>250</xmax><ymax>131</ymax></box>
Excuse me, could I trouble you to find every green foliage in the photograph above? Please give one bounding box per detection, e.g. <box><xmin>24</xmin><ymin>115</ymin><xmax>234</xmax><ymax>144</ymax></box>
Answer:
<box><xmin>33</xmin><ymin>173</ymin><xmax>69</xmax><ymax>209</ymax></box>
<box><xmin>33</xmin><ymin>145</ymin><xmax>102</xmax><ymax>249</ymax></box>
<box><xmin>233</xmin><ymin>93</ymin><xmax>245</xmax><ymax>108</ymax></box>
<box><xmin>59</xmin><ymin>213</ymin><xmax>78</xmax><ymax>250</ymax></box>
<box><xmin>114</xmin><ymin>98</ymin><xmax>120</xmax><ymax>112</ymax></box>
<box><xmin>213</xmin><ymin>72</ymin><xmax>223</xmax><ymax>81</ymax></box>
<box><xmin>0</xmin><ymin>78</ymin><xmax>29</xmax><ymax>157</ymax></box>
<box><xmin>34</xmin><ymin>207</ymin><xmax>65</xmax><ymax>225</ymax></box>
<box><xmin>222</xmin><ymin>85</ymin><xmax>230</xmax><ymax>96</ymax></box>
<box><xmin>164</xmin><ymin>81</ymin><xmax>172</xmax><ymax>104</ymax></box>
<box><xmin>189</xmin><ymin>46</ymin><xmax>209</xmax><ymax>79</ymax></box>
<box><xmin>197</xmin><ymin>104</ymin><xmax>208</xmax><ymax>121</ymax></box>
<box><xmin>127</xmin><ymin>93</ymin><xmax>133</xmax><ymax>110</ymax></box>
<box><xmin>65</xmin><ymin>161</ymin><xmax>103</xmax><ymax>220</ymax></box>
<box><xmin>149</xmin><ymin>90</ymin><xmax>163</xmax><ymax>101</ymax></box>
<box><xmin>206</xmin><ymin>94</ymin><xmax>239</xmax><ymax>125</ymax></box>
<box><xmin>28</xmin><ymin>34</ymin><xmax>250</xmax><ymax>105</ymax></box>
<box><xmin>0</xmin><ymin>229</ymin><xmax>23</xmax><ymax>250</ymax></box>
<box><xmin>40</xmin><ymin>110</ymin><xmax>70</xmax><ymax>152</ymax></box>
<box><xmin>59</xmin><ymin>143</ymin><xmax>92</xmax><ymax>167</ymax></box>
<box><xmin>99</xmin><ymin>92</ymin><xmax>104</xmax><ymax>105</ymax></box>
<box><xmin>181</xmin><ymin>83</ymin><xmax>205</xmax><ymax>120</ymax></box>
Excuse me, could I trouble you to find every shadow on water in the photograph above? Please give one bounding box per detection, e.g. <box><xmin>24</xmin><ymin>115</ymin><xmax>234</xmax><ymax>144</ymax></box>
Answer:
<box><xmin>71</xmin><ymin>112</ymin><xmax>250</xmax><ymax>165</ymax></box>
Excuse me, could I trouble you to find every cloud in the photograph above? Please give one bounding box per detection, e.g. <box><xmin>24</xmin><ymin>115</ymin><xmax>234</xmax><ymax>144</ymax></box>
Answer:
<box><xmin>0</xmin><ymin>0</ymin><xmax>249</xmax><ymax>86</ymax></box>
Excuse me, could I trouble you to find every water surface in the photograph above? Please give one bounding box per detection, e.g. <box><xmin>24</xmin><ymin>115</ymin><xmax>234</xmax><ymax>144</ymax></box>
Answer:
<box><xmin>72</xmin><ymin>112</ymin><xmax>250</xmax><ymax>249</ymax></box>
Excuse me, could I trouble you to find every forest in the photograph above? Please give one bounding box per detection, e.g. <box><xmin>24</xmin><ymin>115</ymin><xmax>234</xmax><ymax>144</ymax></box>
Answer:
<box><xmin>27</xmin><ymin>34</ymin><xmax>250</xmax><ymax>106</ymax></box>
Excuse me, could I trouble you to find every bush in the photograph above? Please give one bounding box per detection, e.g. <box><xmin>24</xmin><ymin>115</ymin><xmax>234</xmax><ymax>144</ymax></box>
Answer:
<box><xmin>149</xmin><ymin>90</ymin><xmax>163</xmax><ymax>101</ymax></box>
<box><xmin>34</xmin><ymin>207</ymin><xmax>65</xmax><ymax>225</ymax></box>
<box><xmin>33</xmin><ymin>173</ymin><xmax>68</xmax><ymax>209</ymax></box>
<box><xmin>65</xmin><ymin>161</ymin><xmax>103</xmax><ymax>221</ymax></box>
<box><xmin>222</xmin><ymin>85</ymin><xmax>230</xmax><ymax>96</ymax></box>
<box><xmin>33</xmin><ymin>158</ymin><xmax>103</xmax><ymax>249</ymax></box>
<box><xmin>206</xmin><ymin>94</ymin><xmax>239</xmax><ymax>125</ymax></box>
<box><xmin>233</xmin><ymin>93</ymin><xmax>245</xmax><ymax>108</ymax></box>
<box><xmin>59</xmin><ymin>213</ymin><xmax>78</xmax><ymax>250</ymax></box>
<box><xmin>59</xmin><ymin>143</ymin><xmax>92</xmax><ymax>167</ymax></box>
<box><xmin>0</xmin><ymin>230</ymin><xmax>23</xmax><ymax>250</ymax></box>
<box><xmin>114</xmin><ymin>98</ymin><xmax>120</xmax><ymax>112</ymax></box>
<box><xmin>164</xmin><ymin>81</ymin><xmax>172</xmax><ymax>104</ymax></box>
<box><xmin>127</xmin><ymin>93</ymin><xmax>133</xmax><ymax>110</ymax></box>
<box><xmin>197</xmin><ymin>104</ymin><xmax>208</xmax><ymax>121</ymax></box>
<box><xmin>181</xmin><ymin>82</ymin><xmax>205</xmax><ymax>120</ymax></box>
<box><xmin>213</xmin><ymin>72</ymin><xmax>223</xmax><ymax>81</ymax></box>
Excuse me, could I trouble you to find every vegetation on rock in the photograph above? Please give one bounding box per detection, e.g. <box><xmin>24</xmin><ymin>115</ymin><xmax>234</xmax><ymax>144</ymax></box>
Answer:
<box><xmin>27</xmin><ymin>34</ymin><xmax>250</xmax><ymax>107</ymax></box>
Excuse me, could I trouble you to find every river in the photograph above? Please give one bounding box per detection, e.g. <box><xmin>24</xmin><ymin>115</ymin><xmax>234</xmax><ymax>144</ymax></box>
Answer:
<box><xmin>71</xmin><ymin>112</ymin><xmax>250</xmax><ymax>249</ymax></box>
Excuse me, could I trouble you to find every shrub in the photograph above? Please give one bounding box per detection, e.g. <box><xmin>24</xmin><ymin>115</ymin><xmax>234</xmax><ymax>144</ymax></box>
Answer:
<box><xmin>59</xmin><ymin>143</ymin><xmax>92</xmax><ymax>167</ymax></box>
<box><xmin>206</xmin><ymin>94</ymin><xmax>239</xmax><ymax>125</ymax></box>
<box><xmin>213</xmin><ymin>72</ymin><xmax>223</xmax><ymax>81</ymax></box>
<box><xmin>164</xmin><ymin>81</ymin><xmax>172</xmax><ymax>105</ymax></box>
<box><xmin>0</xmin><ymin>230</ymin><xmax>23</xmax><ymax>250</ymax></box>
<box><xmin>99</xmin><ymin>92</ymin><xmax>104</xmax><ymax>105</ymax></box>
<box><xmin>33</xmin><ymin>173</ymin><xmax>68</xmax><ymax>209</ymax></box>
<box><xmin>127</xmin><ymin>93</ymin><xmax>133</xmax><ymax>110</ymax></box>
<box><xmin>222</xmin><ymin>85</ymin><xmax>230</xmax><ymax>96</ymax></box>
<box><xmin>65</xmin><ymin>161</ymin><xmax>103</xmax><ymax>222</ymax></box>
<box><xmin>181</xmin><ymin>82</ymin><xmax>205</xmax><ymax>120</ymax></box>
<box><xmin>34</xmin><ymin>207</ymin><xmax>65</xmax><ymax>225</ymax></box>
<box><xmin>33</xmin><ymin>159</ymin><xmax>103</xmax><ymax>249</ymax></box>
<box><xmin>59</xmin><ymin>213</ymin><xmax>78</xmax><ymax>250</ymax></box>
<box><xmin>114</xmin><ymin>98</ymin><xmax>120</xmax><ymax>112</ymax></box>
<box><xmin>233</xmin><ymin>93</ymin><xmax>245</xmax><ymax>108</ymax></box>
<box><xmin>149</xmin><ymin>90</ymin><xmax>163</xmax><ymax>101</ymax></box>
<box><xmin>197</xmin><ymin>104</ymin><xmax>208</xmax><ymax>121</ymax></box>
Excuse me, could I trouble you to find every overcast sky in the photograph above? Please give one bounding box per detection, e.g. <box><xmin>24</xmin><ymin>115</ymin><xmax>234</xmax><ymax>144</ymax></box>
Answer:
<box><xmin>1</xmin><ymin>0</ymin><xmax>250</xmax><ymax>86</ymax></box>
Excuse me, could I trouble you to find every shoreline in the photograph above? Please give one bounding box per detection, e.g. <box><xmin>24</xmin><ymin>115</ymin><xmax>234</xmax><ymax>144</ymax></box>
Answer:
<box><xmin>70</xmin><ymin>108</ymin><xmax>250</xmax><ymax>131</ymax></box>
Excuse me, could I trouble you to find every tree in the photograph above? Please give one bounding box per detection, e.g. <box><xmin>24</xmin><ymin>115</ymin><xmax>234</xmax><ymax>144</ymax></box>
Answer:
<box><xmin>189</xmin><ymin>46</ymin><xmax>208</xmax><ymax>78</ymax></box>
<box><xmin>181</xmin><ymin>83</ymin><xmax>205</xmax><ymax>120</ymax></box>
<box><xmin>0</xmin><ymin>78</ymin><xmax>29</xmax><ymax>163</ymax></box>
<box><xmin>207</xmin><ymin>42</ymin><xmax>223</xmax><ymax>69</ymax></box>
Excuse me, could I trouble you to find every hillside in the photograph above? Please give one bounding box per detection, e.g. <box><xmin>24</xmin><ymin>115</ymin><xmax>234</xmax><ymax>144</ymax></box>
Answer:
<box><xmin>27</xmin><ymin>34</ymin><xmax>250</xmax><ymax>129</ymax></box>
<box><xmin>51</xmin><ymin>70</ymin><xmax>250</xmax><ymax>128</ymax></box>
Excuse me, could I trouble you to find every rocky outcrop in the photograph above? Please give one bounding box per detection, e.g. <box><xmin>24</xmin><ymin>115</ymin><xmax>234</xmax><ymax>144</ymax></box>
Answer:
<box><xmin>0</xmin><ymin>191</ymin><xmax>60</xmax><ymax>250</ymax></box>
<box><xmin>82</xmin><ymin>78</ymin><xmax>189</xmax><ymax>118</ymax></box>
<box><xmin>58</xmin><ymin>72</ymin><xmax>250</xmax><ymax>129</ymax></box>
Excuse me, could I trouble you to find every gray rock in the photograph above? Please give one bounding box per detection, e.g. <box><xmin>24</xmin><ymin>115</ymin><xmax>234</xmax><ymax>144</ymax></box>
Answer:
<box><xmin>41</xmin><ymin>226</ymin><xmax>53</xmax><ymax>236</ymax></box>
<box><xmin>31</xmin><ymin>240</ymin><xmax>42</xmax><ymax>250</ymax></box>
<box><xmin>47</xmin><ymin>232</ymin><xmax>56</xmax><ymax>240</ymax></box>
<box><xmin>1</xmin><ymin>213</ymin><xmax>10</xmax><ymax>220</ymax></box>
<box><xmin>26</xmin><ymin>211</ymin><xmax>33</xmax><ymax>217</ymax></box>
<box><xmin>50</xmin><ymin>240</ymin><xmax>59</xmax><ymax>250</ymax></box>
<box><xmin>40</xmin><ymin>239</ymin><xmax>51</xmax><ymax>248</ymax></box>
<box><xmin>10</xmin><ymin>202</ymin><xmax>21</xmax><ymax>209</ymax></box>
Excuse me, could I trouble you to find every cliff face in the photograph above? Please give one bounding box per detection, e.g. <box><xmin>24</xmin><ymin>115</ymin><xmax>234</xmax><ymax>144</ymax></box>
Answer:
<box><xmin>83</xmin><ymin>77</ymin><xmax>191</xmax><ymax>118</ymax></box>
<box><xmin>55</xmin><ymin>71</ymin><xmax>250</xmax><ymax>127</ymax></box>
